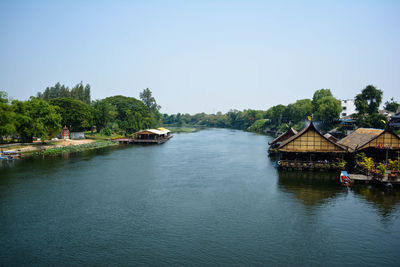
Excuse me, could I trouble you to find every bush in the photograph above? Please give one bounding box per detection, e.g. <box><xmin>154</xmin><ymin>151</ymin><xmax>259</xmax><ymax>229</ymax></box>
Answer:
<box><xmin>100</xmin><ymin>127</ymin><xmax>112</xmax><ymax>136</ymax></box>
<box><xmin>376</xmin><ymin>163</ymin><xmax>387</xmax><ymax>178</ymax></box>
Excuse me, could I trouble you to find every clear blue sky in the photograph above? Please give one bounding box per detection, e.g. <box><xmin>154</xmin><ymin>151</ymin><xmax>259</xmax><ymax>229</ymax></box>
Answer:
<box><xmin>0</xmin><ymin>0</ymin><xmax>399</xmax><ymax>114</ymax></box>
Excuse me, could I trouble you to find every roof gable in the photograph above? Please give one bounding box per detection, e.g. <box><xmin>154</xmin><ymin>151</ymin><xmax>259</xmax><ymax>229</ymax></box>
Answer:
<box><xmin>358</xmin><ymin>128</ymin><xmax>400</xmax><ymax>150</ymax></box>
<box><xmin>278</xmin><ymin>122</ymin><xmax>345</xmax><ymax>152</ymax></box>
<box><xmin>270</xmin><ymin>128</ymin><xmax>297</xmax><ymax>145</ymax></box>
<box><xmin>337</xmin><ymin>128</ymin><xmax>383</xmax><ymax>152</ymax></box>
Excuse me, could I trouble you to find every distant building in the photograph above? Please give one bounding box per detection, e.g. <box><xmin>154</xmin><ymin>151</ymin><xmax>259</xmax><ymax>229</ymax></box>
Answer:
<box><xmin>340</xmin><ymin>99</ymin><xmax>356</xmax><ymax>118</ymax></box>
<box><xmin>390</xmin><ymin>112</ymin><xmax>400</xmax><ymax>129</ymax></box>
<box><xmin>61</xmin><ymin>126</ymin><xmax>70</xmax><ymax>140</ymax></box>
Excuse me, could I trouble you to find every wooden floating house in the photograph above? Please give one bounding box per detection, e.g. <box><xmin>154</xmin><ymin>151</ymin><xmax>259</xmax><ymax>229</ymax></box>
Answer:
<box><xmin>115</xmin><ymin>128</ymin><xmax>172</xmax><ymax>144</ymax></box>
<box><xmin>277</xmin><ymin>122</ymin><xmax>347</xmax><ymax>171</ymax></box>
<box><xmin>337</xmin><ymin>127</ymin><xmax>400</xmax><ymax>159</ymax></box>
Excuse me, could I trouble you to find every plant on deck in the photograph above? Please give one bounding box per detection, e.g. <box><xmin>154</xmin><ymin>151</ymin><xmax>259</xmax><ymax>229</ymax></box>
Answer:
<box><xmin>376</xmin><ymin>163</ymin><xmax>387</xmax><ymax>178</ymax></box>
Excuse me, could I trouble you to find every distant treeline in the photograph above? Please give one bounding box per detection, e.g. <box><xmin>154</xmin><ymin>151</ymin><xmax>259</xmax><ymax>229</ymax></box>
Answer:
<box><xmin>162</xmin><ymin>85</ymin><xmax>398</xmax><ymax>134</ymax></box>
<box><xmin>0</xmin><ymin>84</ymin><xmax>161</xmax><ymax>143</ymax></box>
<box><xmin>1</xmin><ymin>83</ymin><xmax>397</xmax><ymax>143</ymax></box>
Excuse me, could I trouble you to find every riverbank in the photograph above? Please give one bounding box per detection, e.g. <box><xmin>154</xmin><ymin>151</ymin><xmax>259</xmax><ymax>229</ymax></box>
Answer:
<box><xmin>1</xmin><ymin>139</ymin><xmax>118</xmax><ymax>156</ymax></box>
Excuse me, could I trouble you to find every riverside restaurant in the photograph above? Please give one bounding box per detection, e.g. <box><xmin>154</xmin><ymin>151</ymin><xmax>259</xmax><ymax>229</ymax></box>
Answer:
<box><xmin>276</xmin><ymin>122</ymin><xmax>347</xmax><ymax>171</ymax></box>
<box><xmin>271</xmin><ymin>121</ymin><xmax>400</xmax><ymax>171</ymax></box>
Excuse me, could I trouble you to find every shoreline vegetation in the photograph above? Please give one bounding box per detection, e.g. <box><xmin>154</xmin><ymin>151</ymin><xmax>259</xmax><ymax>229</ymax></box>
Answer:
<box><xmin>1</xmin><ymin>84</ymin><xmax>399</xmax><ymax>158</ymax></box>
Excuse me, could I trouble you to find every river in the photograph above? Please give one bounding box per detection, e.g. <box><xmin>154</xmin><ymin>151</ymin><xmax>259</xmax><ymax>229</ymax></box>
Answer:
<box><xmin>1</xmin><ymin>128</ymin><xmax>400</xmax><ymax>266</ymax></box>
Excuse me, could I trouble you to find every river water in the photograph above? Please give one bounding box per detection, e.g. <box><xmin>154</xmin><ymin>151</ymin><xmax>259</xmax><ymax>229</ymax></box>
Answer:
<box><xmin>1</xmin><ymin>128</ymin><xmax>400</xmax><ymax>266</ymax></box>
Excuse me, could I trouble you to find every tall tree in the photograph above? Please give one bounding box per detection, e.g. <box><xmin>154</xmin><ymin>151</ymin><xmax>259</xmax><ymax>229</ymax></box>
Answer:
<box><xmin>50</xmin><ymin>98</ymin><xmax>93</xmax><ymax>131</ymax></box>
<box><xmin>313</xmin><ymin>96</ymin><xmax>341</xmax><ymax>130</ymax></box>
<box><xmin>139</xmin><ymin>88</ymin><xmax>161</xmax><ymax>112</ymax></box>
<box><xmin>354</xmin><ymin>85</ymin><xmax>383</xmax><ymax>115</ymax></box>
<box><xmin>84</xmin><ymin>84</ymin><xmax>91</xmax><ymax>104</ymax></box>
<box><xmin>312</xmin><ymin>89</ymin><xmax>333</xmax><ymax>112</ymax></box>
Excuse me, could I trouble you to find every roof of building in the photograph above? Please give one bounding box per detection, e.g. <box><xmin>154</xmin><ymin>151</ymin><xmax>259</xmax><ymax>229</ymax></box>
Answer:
<box><xmin>278</xmin><ymin>121</ymin><xmax>346</xmax><ymax>152</ymax></box>
<box><xmin>336</xmin><ymin>128</ymin><xmax>384</xmax><ymax>152</ymax></box>
<box><xmin>323</xmin><ymin>133</ymin><xmax>338</xmax><ymax>143</ymax></box>
<box><xmin>269</xmin><ymin>127</ymin><xmax>298</xmax><ymax>146</ymax></box>
<box><xmin>136</xmin><ymin>128</ymin><xmax>170</xmax><ymax>135</ymax></box>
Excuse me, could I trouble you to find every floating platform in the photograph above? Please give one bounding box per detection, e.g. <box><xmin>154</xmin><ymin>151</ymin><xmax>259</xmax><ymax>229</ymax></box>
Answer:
<box><xmin>348</xmin><ymin>173</ymin><xmax>400</xmax><ymax>186</ymax></box>
<box><xmin>113</xmin><ymin>136</ymin><xmax>172</xmax><ymax>145</ymax></box>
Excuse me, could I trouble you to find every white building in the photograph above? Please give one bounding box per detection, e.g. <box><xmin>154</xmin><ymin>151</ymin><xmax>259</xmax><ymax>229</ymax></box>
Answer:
<box><xmin>340</xmin><ymin>99</ymin><xmax>356</xmax><ymax>118</ymax></box>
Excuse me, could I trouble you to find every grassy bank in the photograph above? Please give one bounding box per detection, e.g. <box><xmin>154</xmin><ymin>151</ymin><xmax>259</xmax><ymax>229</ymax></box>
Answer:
<box><xmin>42</xmin><ymin>141</ymin><xmax>118</xmax><ymax>156</ymax></box>
<box><xmin>84</xmin><ymin>132</ymin><xmax>125</xmax><ymax>141</ymax></box>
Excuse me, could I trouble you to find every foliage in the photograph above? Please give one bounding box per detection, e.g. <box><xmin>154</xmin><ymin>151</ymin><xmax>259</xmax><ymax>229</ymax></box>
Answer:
<box><xmin>312</xmin><ymin>89</ymin><xmax>333</xmax><ymax>112</ymax></box>
<box><xmin>355</xmin><ymin>152</ymin><xmax>366</xmax><ymax>162</ymax></box>
<box><xmin>91</xmin><ymin>99</ymin><xmax>117</xmax><ymax>131</ymax></box>
<box><xmin>50</xmin><ymin>97</ymin><xmax>94</xmax><ymax>131</ymax></box>
<box><xmin>355</xmin><ymin>113</ymin><xmax>387</xmax><ymax>128</ymax></box>
<box><xmin>355</xmin><ymin>85</ymin><xmax>383</xmax><ymax>115</ymax></box>
<box><xmin>104</xmin><ymin>95</ymin><xmax>155</xmax><ymax>134</ymax></box>
<box><xmin>37</xmin><ymin>82</ymin><xmax>91</xmax><ymax>104</ymax></box>
<box><xmin>139</xmin><ymin>88</ymin><xmax>162</xmax><ymax>125</ymax></box>
<box><xmin>376</xmin><ymin>163</ymin><xmax>387</xmax><ymax>178</ymax></box>
<box><xmin>12</xmin><ymin>98</ymin><xmax>62</xmax><ymax>143</ymax></box>
<box><xmin>0</xmin><ymin>91</ymin><xmax>15</xmax><ymax>140</ymax></box>
<box><xmin>100</xmin><ymin>127</ymin><xmax>112</xmax><ymax>136</ymax></box>
<box><xmin>248</xmin><ymin>119</ymin><xmax>267</xmax><ymax>132</ymax></box>
<box><xmin>388</xmin><ymin>159</ymin><xmax>399</xmax><ymax>171</ymax></box>
<box><xmin>313</xmin><ymin>96</ymin><xmax>341</xmax><ymax>131</ymax></box>
<box><xmin>359</xmin><ymin>157</ymin><xmax>375</xmax><ymax>174</ymax></box>
<box><xmin>384</xmin><ymin>98</ymin><xmax>399</xmax><ymax>112</ymax></box>
<box><xmin>42</xmin><ymin>141</ymin><xmax>116</xmax><ymax>156</ymax></box>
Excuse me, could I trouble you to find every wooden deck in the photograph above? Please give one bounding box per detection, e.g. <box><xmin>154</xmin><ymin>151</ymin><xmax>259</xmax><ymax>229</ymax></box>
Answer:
<box><xmin>348</xmin><ymin>173</ymin><xmax>400</xmax><ymax>185</ymax></box>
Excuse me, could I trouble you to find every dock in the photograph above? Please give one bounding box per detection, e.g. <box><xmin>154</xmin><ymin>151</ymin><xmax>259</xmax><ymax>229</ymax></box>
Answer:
<box><xmin>348</xmin><ymin>173</ymin><xmax>400</xmax><ymax>186</ymax></box>
<box><xmin>113</xmin><ymin>136</ymin><xmax>172</xmax><ymax>145</ymax></box>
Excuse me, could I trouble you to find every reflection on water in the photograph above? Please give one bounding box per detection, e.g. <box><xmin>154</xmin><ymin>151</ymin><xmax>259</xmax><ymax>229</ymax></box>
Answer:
<box><xmin>277</xmin><ymin>170</ymin><xmax>343</xmax><ymax>206</ymax></box>
<box><xmin>277</xmin><ymin>169</ymin><xmax>400</xmax><ymax>218</ymax></box>
<box><xmin>354</xmin><ymin>186</ymin><xmax>400</xmax><ymax>218</ymax></box>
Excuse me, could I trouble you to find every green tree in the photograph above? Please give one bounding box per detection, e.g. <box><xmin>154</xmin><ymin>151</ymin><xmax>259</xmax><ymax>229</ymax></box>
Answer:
<box><xmin>0</xmin><ymin>91</ymin><xmax>16</xmax><ymax>141</ymax></box>
<box><xmin>70</xmin><ymin>82</ymin><xmax>85</xmax><ymax>103</ymax></box>
<box><xmin>355</xmin><ymin>85</ymin><xmax>383</xmax><ymax>115</ymax></box>
<box><xmin>92</xmin><ymin>99</ymin><xmax>117</xmax><ymax>132</ymax></box>
<box><xmin>104</xmin><ymin>95</ymin><xmax>154</xmax><ymax>134</ymax></box>
<box><xmin>139</xmin><ymin>88</ymin><xmax>161</xmax><ymax>112</ymax></box>
<box><xmin>314</xmin><ymin>96</ymin><xmax>341</xmax><ymax>130</ymax></box>
<box><xmin>50</xmin><ymin>97</ymin><xmax>94</xmax><ymax>131</ymax></box>
<box><xmin>139</xmin><ymin>88</ymin><xmax>161</xmax><ymax>125</ymax></box>
<box><xmin>12</xmin><ymin>98</ymin><xmax>61</xmax><ymax>143</ymax></box>
<box><xmin>288</xmin><ymin>99</ymin><xmax>313</xmax><ymax>124</ymax></box>
<box><xmin>312</xmin><ymin>89</ymin><xmax>333</xmax><ymax>112</ymax></box>
<box><xmin>384</xmin><ymin>98</ymin><xmax>399</xmax><ymax>112</ymax></box>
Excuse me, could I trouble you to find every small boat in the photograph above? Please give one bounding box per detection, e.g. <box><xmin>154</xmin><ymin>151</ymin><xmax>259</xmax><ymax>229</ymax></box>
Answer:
<box><xmin>340</xmin><ymin>171</ymin><xmax>352</xmax><ymax>187</ymax></box>
<box><xmin>0</xmin><ymin>150</ymin><xmax>21</xmax><ymax>160</ymax></box>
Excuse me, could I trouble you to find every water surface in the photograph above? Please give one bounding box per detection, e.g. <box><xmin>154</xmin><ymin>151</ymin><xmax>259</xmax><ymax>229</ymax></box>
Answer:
<box><xmin>1</xmin><ymin>129</ymin><xmax>400</xmax><ymax>266</ymax></box>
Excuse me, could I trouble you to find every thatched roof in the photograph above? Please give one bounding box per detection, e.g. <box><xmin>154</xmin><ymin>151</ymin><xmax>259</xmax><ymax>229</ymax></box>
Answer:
<box><xmin>337</xmin><ymin>128</ymin><xmax>383</xmax><ymax>152</ymax></box>
<box><xmin>323</xmin><ymin>133</ymin><xmax>338</xmax><ymax>143</ymax></box>
<box><xmin>270</xmin><ymin>127</ymin><xmax>298</xmax><ymax>146</ymax></box>
<box><xmin>278</xmin><ymin>122</ymin><xmax>346</xmax><ymax>153</ymax></box>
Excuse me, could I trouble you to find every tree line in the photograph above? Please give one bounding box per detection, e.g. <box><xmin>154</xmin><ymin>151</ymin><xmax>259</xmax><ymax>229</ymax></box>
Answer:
<box><xmin>162</xmin><ymin>85</ymin><xmax>399</xmax><ymax>134</ymax></box>
<box><xmin>0</xmin><ymin>83</ymin><xmax>161</xmax><ymax>143</ymax></box>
